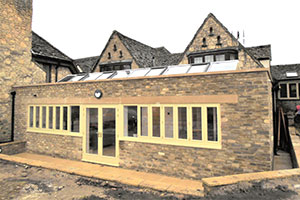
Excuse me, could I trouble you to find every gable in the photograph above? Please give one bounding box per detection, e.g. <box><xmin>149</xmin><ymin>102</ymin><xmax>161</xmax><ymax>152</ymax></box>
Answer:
<box><xmin>93</xmin><ymin>32</ymin><xmax>139</xmax><ymax>72</ymax></box>
<box><xmin>179</xmin><ymin>13</ymin><xmax>262</xmax><ymax>69</ymax></box>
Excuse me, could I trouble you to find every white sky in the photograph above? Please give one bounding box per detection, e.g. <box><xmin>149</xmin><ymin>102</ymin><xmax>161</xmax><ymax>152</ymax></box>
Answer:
<box><xmin>32</xmin><ymin>0</ymin><xmax>300</xmax><ymax>65</ymax></box>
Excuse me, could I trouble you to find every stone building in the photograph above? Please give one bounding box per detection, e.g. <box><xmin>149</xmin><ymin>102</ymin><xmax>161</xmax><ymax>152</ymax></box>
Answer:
<box><xmin>0</xmin><ymin>0</ymin><xmax>78</xmax><ymax>142</ymax></box>
<box><xmin>12</xmin><ymin>13</ymin><xmax>274</xmax><ymax>179</ymax></box>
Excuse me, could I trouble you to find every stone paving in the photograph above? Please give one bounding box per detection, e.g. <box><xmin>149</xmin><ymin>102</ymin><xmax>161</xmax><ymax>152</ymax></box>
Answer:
<box><xmin>0</xmin><ymin>153</ymin><xmax>204</xmax><ymax>197</ymax></box>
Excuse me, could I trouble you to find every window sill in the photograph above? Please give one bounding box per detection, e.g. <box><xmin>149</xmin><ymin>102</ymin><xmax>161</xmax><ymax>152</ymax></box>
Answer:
<box><xmin>119</xmin><ymin>136</ymin><xmax>222</xmax><ymax>149</ymax></box>
<box><xmin>26</xmin><ymin>128</ymin><xmax>82</xmax><ymax>137</ymax></box>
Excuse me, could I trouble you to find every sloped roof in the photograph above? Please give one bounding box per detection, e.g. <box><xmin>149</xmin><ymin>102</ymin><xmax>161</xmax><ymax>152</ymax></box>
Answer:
<box><xmin>271</xmin><ymin>64</ymin><xmax>300</xmax><ymax>81</ymax></box>
<box><xmin>74</xmin><ymin>56</ymin><xmax>99</xmax><ymax>73</ymax></box>
<box><xmin>32</xmin><ymin>31</ymin><xmax>73</xmax><ymax>61</ymax></box>
<box><xmin>246</xmin><ymin>45</ymin><xmax>271</xmax><ymax>60</ymax></box>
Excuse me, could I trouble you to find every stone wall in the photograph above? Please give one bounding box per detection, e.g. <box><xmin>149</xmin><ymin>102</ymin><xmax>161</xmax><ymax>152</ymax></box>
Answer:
<box><xmin>0</xmin><ymin>0</ymin><xmax>45</xmax><ymax>141</ymax></box>
<box><xmin>0</xmin><ymin>141</ymin><xmax>26</xmax><ymax>155</ymax></box>
<box><xmin>13</xmin><ymin>69</ymin><xmax>273</xmax><ymax>179</ymax></box>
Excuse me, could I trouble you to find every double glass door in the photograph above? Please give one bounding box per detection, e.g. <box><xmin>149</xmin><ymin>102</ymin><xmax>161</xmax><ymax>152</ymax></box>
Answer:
<box><xmin>83</xmin><ymin>106</ymin><xmax>118</xmax><ymax>166</ymax></box>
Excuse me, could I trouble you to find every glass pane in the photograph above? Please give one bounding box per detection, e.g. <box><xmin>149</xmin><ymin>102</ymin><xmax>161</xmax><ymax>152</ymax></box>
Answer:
<box><xmin>192</xmin><ymin>107</ymin><xmax>202</xmax><ymax>140</ymax></box>
<box><xmin>280</xmin><ymin>84</ymin><xmax>287</xmax><ymax>98</ymax></box>
<box><xmin>128</xmin><ymin>68</ymin><xmax>150</xmax><ymax>77</ymax></box>
<box><xmin>188</xmin><ymin>64</ymin><xmax>209</xmax><ymax>73</ymax></box>
<box><xmin>71</xmin><ymin>106</ymin><xmax>80</xmax><ymax>132</ymax></box>
<box><xmin>194</xmin><ymin>57</ymin><xmax>203</xmax><ymax>64</ymax></box>
<box><xmin>289</xmin><ymin>83</ymin><xmax>297</xmax><ymax>97</ymax></box>
<box><xmin>207</xmin><ymin>107</ymin><xmax>218</xmax><ymax>141</ymax></box>
<box><xmin>178</xmin><ymin>107</ymin><xmax>187</xmax><ymax>139</ymax></box>
<box><xmin>55</xmin><ymin>106</ymin><xmax>60</xmax><ymax>130</ymax></box>
<box><xmin>36</xmin><ymin>106</ymin><xmax>40</xmax><ymax>128</ymax></box>
<box><xmin>29</xmin><ymin>106</ymin><xmax>34</xmax><ymax>127</ymax></box>
<box><xmin>207</xmin><ymin>60</ymin><xmax>238</xmax><ymax>72</ymax></box>
<box><xmin>215</xmin><ymin>54</ymin><xmax>225</xmax><ymax>61</ymax></box>
<box><xmin>152</xmin><ymin>107</ymin><xmax>160</xmax><ymax>137</ymax></box>
<box><xmin>146</xmin><ymin>67</ymin><xmax>166</xmax><ymax>76</ymax></box>
<box><xmin>140</xmin><ymin>107</ymin><xmax>148</xmax><ymax>136</ymax></box>
<box><xmin>102</xmin><ymin>108</ymin><xmax>116</xmax><ymax>157</ymax></box>
<box><xmin>124</xmin><ymin>106</ymin><xmax>137</xmax><ymax>137</ymax></box>
<box><xmin>49</xmin><ymin>107</ymin><xmax>53</xmax><ymax>129</ymax></box>
<box><xmin>63</xmin><ymin>106</ymin><xmax>68</xmax><ymax>130</ymax></box>
<box><xmin>87</xmin><ymin>108</ymin><xmax>98</xmax><ymax>154</ymax></box>
<box><xmin>164</xmin><ymin>107</ymin><xmax>173</xmax><ymax>138</ymax></box>
<box><xmin>42</xmin><ymin>106</ymin><xmax>46</xmax><ymax>128</ymax></box>
<box><xmin>204</xmin><ymin>55</ymin><xmax>214</xmax><ymax>63</ymax></box>
<box><xmin>163</xmin><ymin>65</ymin><xmax>190</xmax><ymax>75</ymax></box>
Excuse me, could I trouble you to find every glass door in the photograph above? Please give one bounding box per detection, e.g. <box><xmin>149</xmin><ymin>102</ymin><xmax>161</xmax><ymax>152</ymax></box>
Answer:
<box><xmin>82</xmin><ymin>106</ymin><xmax>119</xmax><ymax>166</ymax></box>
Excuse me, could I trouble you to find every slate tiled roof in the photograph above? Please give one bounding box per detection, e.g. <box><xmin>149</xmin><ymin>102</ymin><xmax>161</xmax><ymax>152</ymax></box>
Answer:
<box><xmin>271</xmin><ymin>64</ymin><xmax>300</xmax><ymax>81</ymax></box>
<box><xmin>32</xmin><ymin>31</ymin><xmax>72</xmax><ymax>61</ymax></box>
<box><xmin>246</xmin><ymin>45</ymin><xmax>271</xmax><ymax>60</ymax></box>
<box><xmin>74</xmin><ymin>56</ymin><xmax>99</xmax><ymax>73</ymax></box>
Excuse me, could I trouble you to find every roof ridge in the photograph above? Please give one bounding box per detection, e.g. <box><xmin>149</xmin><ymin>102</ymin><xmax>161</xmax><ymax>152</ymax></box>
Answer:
<box><xmin>32</xmin><ymin>31</ymin><xmax>73</xmax><ymax>61</ymax></box>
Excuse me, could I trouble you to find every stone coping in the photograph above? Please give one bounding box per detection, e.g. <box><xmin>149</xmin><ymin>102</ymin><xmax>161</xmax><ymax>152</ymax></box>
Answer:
<box><xmin>202</xmin><ymin>168</ymin><xmax>300</xmax><ymax>188</ymax></box>
<box><xmin>0</xmin><ymin>141</ymin><xmax>25</xmax><ymax>147</ymax></box>
<box><xmin>13</xmin><ymin>68</ymin><xmax>270</xmax><ymax>88</ymax></box>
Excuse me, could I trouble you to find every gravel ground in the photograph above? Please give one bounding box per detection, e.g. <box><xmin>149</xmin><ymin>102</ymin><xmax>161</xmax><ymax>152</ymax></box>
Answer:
<box><xmin>0</xmin><ymin>159</ymin><xmax>299</xmax><ymax>200</ymax></box>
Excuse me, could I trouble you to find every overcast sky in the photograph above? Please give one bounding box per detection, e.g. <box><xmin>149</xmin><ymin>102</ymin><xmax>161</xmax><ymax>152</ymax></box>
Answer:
<box><xmin>32</xmin><ymin>0</ymin><xmax>300</xmax><ymax>65</ymax></box>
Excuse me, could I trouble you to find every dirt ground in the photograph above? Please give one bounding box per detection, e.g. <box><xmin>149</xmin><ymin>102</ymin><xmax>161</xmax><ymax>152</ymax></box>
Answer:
<box><xmin>0</xmin><ymin>159</ymin><xmax>300</xmax><ymax>200</ymax></box>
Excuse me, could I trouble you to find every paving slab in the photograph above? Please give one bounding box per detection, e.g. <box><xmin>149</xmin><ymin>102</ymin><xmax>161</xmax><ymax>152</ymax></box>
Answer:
<box><xmin>0</xmin><ymin>153</ymin><xmax>204</xmax><ymax>197</ymax></box>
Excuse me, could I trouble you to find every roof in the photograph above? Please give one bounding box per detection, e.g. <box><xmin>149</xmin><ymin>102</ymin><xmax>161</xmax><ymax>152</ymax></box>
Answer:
<box><xmin>32</xmin><ymin>31</ymin><xmax>73</xmax><ymax>62</ymax></box>
<box><xmin>74</xmin><ymin>56</ymin><xmax>99</xmax><ymax>73</ymax></box>
<box><xmin>93</xmin><ymin>31</ymin><xmax>181</xmax><ymax>71</ymax></box>
<box><xmin>271</xmin><ymin>64</ymin><xmax>300</xmax><ymax>81</ymax></box>
<box><xmin>246</xmin><ymin>45</ymin><xmax>271</xmax><ymax>60</ymax></box>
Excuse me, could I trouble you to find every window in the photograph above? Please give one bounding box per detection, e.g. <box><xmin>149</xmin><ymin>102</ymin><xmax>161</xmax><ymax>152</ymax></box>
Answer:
<box><xmin>194</xmin><ymin>57</ymin><xmax>203</xmax><ymax>64</ymax></box>
<box><xmin>124</xmin><ymin>106</ymin><xmax>137</xmax><ymax>137</ymax></box>
<box><xmin>29</xmin><ymin>106</ymin><xmax>34</xmax><ymax>127</ymax></box>
<box><xmin>42</xmin><ymin>106</ymin><xmax>46</xmax><ymax>128</ymax></box>
<box><xmin>215</xmin><ymin>54</ymin><xmax>225</xmax><ymax>61</ymax></box>
<box><xmin>178</xmin><ymin>107</ymin><xmax>187</xmax><ymax>139</ymax></box>
<box><xmin>55</xmin><ymin>106</ymin><xmax>60</xmax><ymax>130</ymax></box>
<box><xmin>71</xmin><ymin>106</ymin><xmax>80</xmax><ymax>132</ymax></box>
<box><xmin>192</xmin><ymin>107</ymin><xmax>202</xmax><ymax>140</ymax></box>
<box><xmin>49</xmin><ymin>107</ymin><xmax>53</xmax><ymax>129</ymax></box>
<box><xmin>279</xmin><ymin>82</ymin><xmax>300</xmax><ymax>99</ymax></box>
<box><xmin>119</xmin><ymin>50</ymin><xmax>123</xmax><ymax>58</ymax></box>
<box><xmin>108</xmin><ymin>52</ymin><xmax>111</xmax><ymax>59</ymax></box>
<box><xmin>207</xmin><ymin>107</ymin><xmax>218</xmax><ymax>141</ymax></box>
<box><xmin>204</xmin><ymin>55</ymin><xmax>214</xmax><ymax>63</ymax></box>
<box><xmin>216</xmin><ymin>36</ymin><xmax>221</xmax><ymax>45</ymax></box>
<box><xmin>164</xmin><ymin>107</ymin><xmax>173</xmax><ymax>138</ymax></box>
<box><xmin>140</xmin><ymin>107</ymin><xmax>148</xmax><ymax>136</ymax></box>
<box><xmin>121</xmin><ymin>104</ymin><xmax>220</xmax><ymax>149</ymax></box>
<box><xmin>202</xmin><ymin>38</ymin><xmax>207</xmax><ymax>47</ymax></box>
<box><xmin>36</xmin><ymin>106</ymin><xmax>40</xmax><ymax>128</ymax></box>
<box><xmin>100</xmin><ymin>63</ymin><xmax>132</xmax><ymax>72</ymax></box>
<box><xmin>209</xmin><ymin>27</ymin><xmax>214</xmax><ymax>36</ymax></box>
<box><xmin>63</xmin><ymin>106</ymin><xmax>68</xmax><ymax>130</ymax></box>
<box><xmin>113</xmin><ymin>44</ymin><xmax>117</xmax><ymax>51</ymax></box>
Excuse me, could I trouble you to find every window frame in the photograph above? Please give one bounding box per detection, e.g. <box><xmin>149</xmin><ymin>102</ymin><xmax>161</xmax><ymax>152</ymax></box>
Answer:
<box><xmin>27</xmin><ymin>105</ymin><xmax>82</xmax><ymax>137</ymax></box>
<box><xmin>278</xmin><ymin>81</ymin><xmax>300</xmax><ymax>100</ymax></box>
<box><xmin>120</xmin><ymin>104</ymin><xmax>221</xmax><ymax>149</ymax></box>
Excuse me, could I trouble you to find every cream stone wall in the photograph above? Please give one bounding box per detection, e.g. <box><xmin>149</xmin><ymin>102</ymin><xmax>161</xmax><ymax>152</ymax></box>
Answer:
<box><xmin>0</xmin><ymin>0</ymin><xmax>45</xmax><ymax>141</ymax></box>
<box><xmin>95</xmin><ymin>33</ymin><xmax>139</xmax><ymax>72</ymax></box>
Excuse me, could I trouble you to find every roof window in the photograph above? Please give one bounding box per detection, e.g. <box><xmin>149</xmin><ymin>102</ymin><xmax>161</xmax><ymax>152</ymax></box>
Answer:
<box><xmin>286</xmin><ymin>72</ymin><xmax>298</xmax><ymax>77</ymax></box>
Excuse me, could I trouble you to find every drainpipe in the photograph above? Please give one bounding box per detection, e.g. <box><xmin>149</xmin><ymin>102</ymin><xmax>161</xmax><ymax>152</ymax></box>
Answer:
<box><xmin>10</xmin><ymin>91</ymin><xmax>16</xmax><ymax>142</ymax></box>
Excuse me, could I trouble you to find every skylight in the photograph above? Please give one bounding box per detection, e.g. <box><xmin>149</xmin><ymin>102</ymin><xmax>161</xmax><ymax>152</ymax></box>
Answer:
<box><xmin>286</xmin><ymin>72</ymin><xmax>298</xmax><ymax>77</ymax></box>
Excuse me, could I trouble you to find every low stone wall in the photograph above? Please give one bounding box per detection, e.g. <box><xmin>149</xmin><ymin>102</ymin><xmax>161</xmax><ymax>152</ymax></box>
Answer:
<box><xmin>202</xmin><ymin>168</ymin><xmax>300</xmax><ymax>196</ymax></box>
<box><xmin>0</xmin><ymin>141</ymin><xmax>26</xmax><ymax>155</ymax></box>
<box><xmin>26</xmin><ymin>132</ymin><xmax>82</xmax><ymax>160</ymax></box>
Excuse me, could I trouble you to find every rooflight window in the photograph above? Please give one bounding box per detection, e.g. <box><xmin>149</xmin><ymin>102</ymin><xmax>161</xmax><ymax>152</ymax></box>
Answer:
<box><xmin>286</xmin><ymin>72</ymin><xmax>298</xmax><ymax>77</ymax></box>
<box><xmin>202</xmin><ymin>38</ymin><xmax>207</xmax><ymax>47</ymax></box>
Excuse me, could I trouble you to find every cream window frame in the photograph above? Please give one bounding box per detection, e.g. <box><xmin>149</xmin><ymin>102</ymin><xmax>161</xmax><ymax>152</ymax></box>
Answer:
<box><xmin>27</xmin><ymin>105</ymin><xmax>82</xmax><ymax>137</ymax></box>
<box><xmin>278</xmin><ymin>81</ymin><xmax>300</xmax><ymax>100</ymax></box>
<box><xmin>119</xmin><ymin>104</ymin><xmax>221</xmax><ymax>149</ymax></box>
